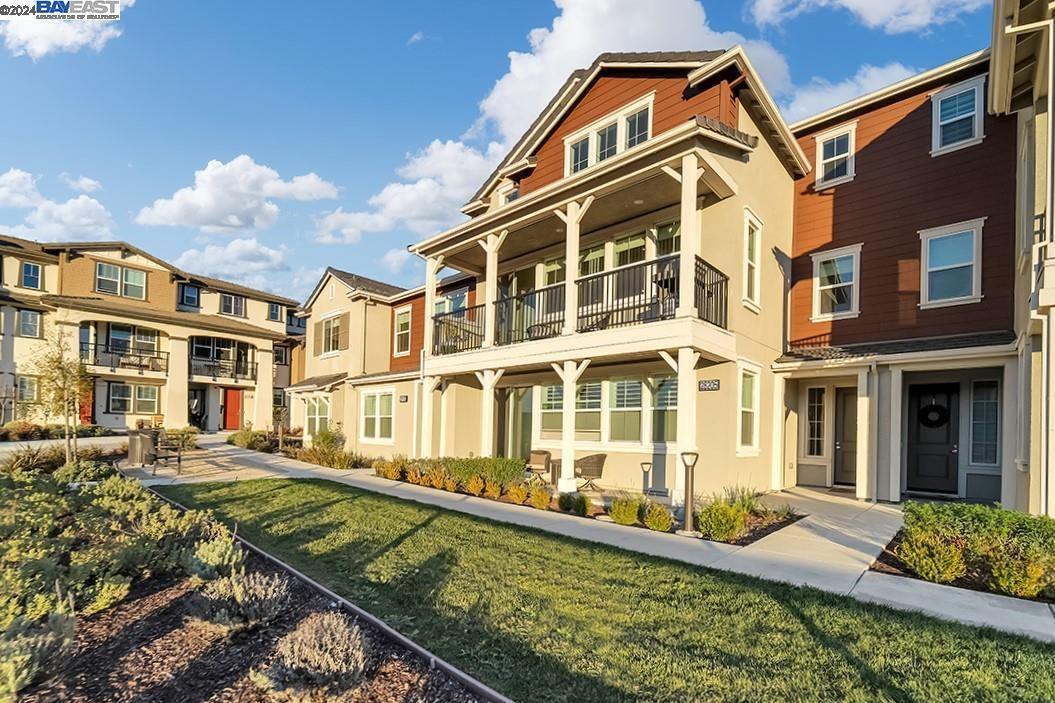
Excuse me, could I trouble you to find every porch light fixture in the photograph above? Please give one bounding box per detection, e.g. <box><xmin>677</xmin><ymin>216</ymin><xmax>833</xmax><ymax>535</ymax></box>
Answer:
<box><xmin>640</xmin><ymin>461</ymin><xmax>652</xmax><ymax>474</ymax></box>
<box><xmin>680</xmin><ymin>451</ymin><xmax>700</xmax><ymax>535</ymax></box>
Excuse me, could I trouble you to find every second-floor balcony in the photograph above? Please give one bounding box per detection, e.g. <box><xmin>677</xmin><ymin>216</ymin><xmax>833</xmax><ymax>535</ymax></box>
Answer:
<box><xmin>80</xmin><ymin>342</ymin><xmax>169</xmax><ymax>373</ymax></box>
<box><xmin>190</xmin><ymin>357</ymin><xmax>258</xmax><ymax>381</ymax></box>
<box><xmin>431</xmin><ymin>255</ymin><xmax>727</xmax><ymax>356</ymax></box>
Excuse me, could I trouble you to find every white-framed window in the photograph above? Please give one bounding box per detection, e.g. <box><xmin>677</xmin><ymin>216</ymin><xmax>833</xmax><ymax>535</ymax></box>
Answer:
<box><xmin>931</xmin><ymin>75</ymin><xmax>985</xmax><ymax>156</ymax></box>
<box><xmin>743</xmin><ymin>209</ymin><xmax>762</xmax><ymax>311</ymax></box>
<box><xmin>656</xmin><ymin>221</ymin><xmax>681</xmax><ymax>256</ymax></box>
<box><xmin>134</xmin><ymin>385</ymin><xmax>159</xmax><ymax>414</ymax></box>
<box><xmin>652</xmin><ymin>376</ymin><xmax>677</xmax><ymax>443</ymax></box>
<box><xmin>810</xmin><ymin>243</ymin><xmax>862</xmax><ymax>322</ymax></box>
<box><xmin>122</xmin><ymin>268</ymin><xmax>146</xmax><ymax>299</ymax></box>
<box><xmin>305</xmin><ymin>396</ymin><xmax>330</xmax><ymax>436</ymax></box>
<box><xmin>18</xmin><ymin>310</ymin><xmax>40</xmax><ymax>338</ymax></box>
<box><xmin>540</xmin><ymin>384</ymin><xmax>563</xmax><ymax>438</ymax></box>
<box><xmin>814</xmin><ymin>122</ymin><xmax>856</xmax><ymax>188</ymax></box>
<box><xmin>970</xmin><ymin>379</ymin><xmax>1000</xmax><ymax>466</ymax></box>
<box><xmin>393</xmin><ymin>306</ymin><xmax>412</xmax><ymax>357</ymax></box>
<box><xmin>179</xmin><ymin>284</ymin><xmax>200</xmax><ymax>307</ymax></box>
<box><xmin>434</xmin><ymin>288</ymin><xmax>468</xmax><ymax>316</ymax></box>
<box><xmin>268</xmin><ymin>303</ymin><xmax>282</xmax><ymax>321</ymax></box>
<box><xmin>737</xmin><ymin>360</ymin><xmax>761</xmax><ymax>455</ymax></box>
<box><xmin>220</xmin><ymin>293</ymin><xmax>246</xmax><ymax>317</ymax></box>
<box><xmin>805</xmin><ymin>387</ymin><xmax>825</xmax><ymax>458</ymax></box>
<box><xmin>273</xmin><ymin>389</ymin><xmax>286</xmax><ymax>407</ymax></box>
<box><xmin>609</xmin><ymin>378</ymin><xmax>642</xmax><ymax>442</ymax></box>
<box><xmin>20</xmin><ymin>261</ymin><xmax>41</xmax><ymax>290</ymax></box>
<box><xmin>95</xmin><ymin>262</ymin><xmax>120</xmax><ymax>295</ymax></box>
<box><xmin>95</xmin><ymin>262</ymin><xmax>146</xmax><ymax>299</ymax></box>
<box><xmin>134</xmin><ymin>328</ymin><xmax>158</xmax><ymax>353</ymax></box>
<box><xmin>361</xmin><ymin>390</ymin><xmax>394</xmax><ymax>442</ymax></box>
<box><xmin>322</xmin><ymin>316</ymin><xmax>341</xmax><ymax>354</ymax></box>
<box><xmin>274</xmin><ymin>345</ymin><xmax>288</xmax><ymax>365</ymax></box>
<box><xmin>108</xmin><ymin>383</ymin><xmax>132</xmax><ymax>413</ymax></box>
<box><xmin>919</xmin><ymin>218</ymin><xmax>984</xmax><ymax>308</ymax></box>
<box><xmin>563</xmin><ymin>93</ymin><xmax>654</xmax><ymax>176</ymax></box>
<box><xmin>16</xmin><ymin>376</ymin><xmax>37</xmax><ymax>403</ymax></box>
<box><xmin>575</xmin><ymin>382</ymin><xmax>602</xmax><ymax>441</ymax></box>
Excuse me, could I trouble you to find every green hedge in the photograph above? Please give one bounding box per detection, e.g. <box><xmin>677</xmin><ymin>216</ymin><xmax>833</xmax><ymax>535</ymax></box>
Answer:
<box><xmin>420</xmin><ymin>457</ymin><xmax>524</xmax><ymax>487</ymax></box>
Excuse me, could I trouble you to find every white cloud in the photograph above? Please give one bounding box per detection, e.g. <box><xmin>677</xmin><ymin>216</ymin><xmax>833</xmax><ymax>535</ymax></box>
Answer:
<box><xmin>59</xmin><ymin>172</ymin><xmax>102</xmax><ymax>193</ymax></box>
<box><xmin>0</xmin><ymin>168</ymin><xmax>43</xmax><ymax>208</ymax></box>
<box><xmin>6</xmin><ymin>195</ymin><xmax>114</xmax><ymax>242</ymax></box>
<box><xmin>175</xmin><ymin>237</ymin><xmax>290</xmax><ymax>292</ymax></box>
<box><xmin>781</xmin><ymin>62</ymin><xmax>917</xmax><ymax>122</ymax></box>
<box><xmin>407</xmin><ymin>31</ymin><xmax>424</xmax><ymax>45</ymax></box>
<box><xmin>0</xmin><ymin>0</ymin><xmax>136</xmax><ymax>60</ymax></box>
<box><xmin>749</xmin><ymin>0</ymin><xmax>989</xmax><ymax>34</ymax></box>
<box><xmin>317</xmin><ymin>0</ymin><xmax>789</xmax><ymax>246</ymax></box>
<box><xmin>288</xmin><ymin>265</ymin><xmax>325</xmax><ymax>302</ymax></box>
<box><xmin>136</xmin><ymin>154</ymin><xmax>338</xmax><ymax>234</ymax></box>
<box><xmin>381</xmin><ymin>248</ymin><xmax>413</xmax><ymax>275</ymax></box>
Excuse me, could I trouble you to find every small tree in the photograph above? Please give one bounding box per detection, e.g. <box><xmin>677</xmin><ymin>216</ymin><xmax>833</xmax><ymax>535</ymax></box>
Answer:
<box><xmin>28</xmin><ymin>327</ymin><xmax>92</xmax><ymax>464</ymax></box>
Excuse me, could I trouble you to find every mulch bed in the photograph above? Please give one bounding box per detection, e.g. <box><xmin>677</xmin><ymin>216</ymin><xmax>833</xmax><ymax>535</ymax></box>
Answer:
<box><xmin>728</xmin><ymin>511</ymin><xmax>806</xmax><ymax>546</ymax></box>
<box><xmin>871</xmin><ymin>529</ymin><xmax>1055</xmax><ymax>605</ymax></box>
<box><xmin>22</xmin><ymin>555</ymin><xmax>482</xmax><ymax>703</ymax></box>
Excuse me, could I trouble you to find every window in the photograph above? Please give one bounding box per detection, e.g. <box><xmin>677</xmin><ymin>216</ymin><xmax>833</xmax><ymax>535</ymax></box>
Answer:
<box><xmin>179</xmin><ymin>284</ymin><xmax>200</xmax><ymax>307</ymax></box>
<box><xmin>322</xmin><ymin>316</ymin><xmax>341</xmax><ymax>354</ymax></box>
<box><xmin>220</xmin><ymin>293</ymin><xmax>246</xmax><ymax>317</ymax></box>
<box><xmin>743</xmin><ymin>210</ymin><xmax>762</xmax><ymax>310</ymax></box>
<box><xmin>192</xmin><ymin>337</ymin><xmax>214</xmax><ymax>359</ymax></box>
<box><xmin>811</xmin><ymin>244</ymin><xmax>861</xmax><ymax>321</ymax></box>
<box><xmin>564</xmin><ymin>94</ymin><xmax>654</xmax><ymax>175</ymax></box>
<box><xmin>108</xmin><ymin>383</ymin><xmax>132</xmax><ymax>413</ymax></box>
<box><xmin>578</xmin><ymin>245</ymin><xmax>604</xmax><ymax>277</ymax></box>
<box><xmin>814</xmin><ymin>123</ymin><xmax>856</xmax><ymax>187</ymax></box>
<box><xmin>20</xmin><ymin>262</ymin><xmax>41</xmax><ymax>290</ymax></box>
<box><xmin>919</xmin><ymin>219</ymin><xmax>984</xmax><ymax>308</ymax></box>
<box><xmin>268</xmin><ymin>303</ymin><xmax>282</xmax><ymax>321</ymax></box>
<box><xmin>122</xmin><ymin>268</ymin><xmax>146</xmax><ymax>299</ymax></box>
<box><xmin>394</xmin><ymin>307</ymin><xmax>411</xmax><ymax>356</ymax></box>
<box><xmin>108</xmin><ymin>324</ymin><xmax>133</xmax><ymax>351</ymax></box>
<box><xmin>305</xmin><ymin>397</ymin><xmax>330</xmax><ymax>436</ymax></box>
<box><xmin>361</xmin><ymin>391</ymin><xmax>394</xmax><ymax>442</ymax></box>
<box><xmin>274</xmin><ymin>345</ymin><xmax>288</xmax><ymax>365</ymax></box>
<box><xmin>932</xmin><ymin>75</ymin><xmax>984</xmax><ymax>155</ymax></box>
<box><xmin>609</xmin><ymin>379</ymin><xmax>642</xmax><ymax>442</ymax></box>
<box><xmin>18</xmin><ymin>310</ymin><xmax>40</xmax><ymax>338</ymax></box>
<box><xmin>287</xmin><ymin>310</ymin><xmax>306</xmax><ymax>329</ymax></box>
<box><xmin>16</xmin><ymin>376</ymin><xmax>37</xmax><ymax>403</ymax></box>
<box><xmin>504</xmin><ymin>186</ymin><xmax>520</xmax><ymax>204</ymax></box>
<box><xmin>596</xmin><ymin>122</ymin><xmax>617</xmax><ymax>162</ymax></box>
<box><xmin>656</xmin><ymin>221</ymin><xmax>681</xmax><ymax>256</ymax></box>
<box><xmin>737</xmin><ymin>362</ymin><xmax>760</xmax><ymax>454</ymax></box>
<box><xmin>806</xmin><ymin>387</ymin><xmax>825</xmax><ymax>457</ymax></box>
<box><xmin>95</xmin><ymin>262</ymin><xmax>145</xmax><ymax>299</ymax></box>
<box><xmin>575</xmin><ymin>382</ymin><xmax>601</xmax><ymax>440</ymax></box>
<box><xmin>134</xmin><ymin>385</ymin><xmax>159</xmax><ymax>414</ymax></box>
<box><xmin>435</xmin><ymin>288</ymin><xmax>468</xmax><ymax>316</ymax></box>
<box><xmin>134</xmin><ymin>328</ymin><xmax>157</xmax><ymax>353</ymax></box>
<box><xmin>540</xmin><ymin>384</ymin><xmax>563</xmax><ymax>438</ymax></box>
<box><xmin>971</xmin><ymin>380</ymin><xmax>999</xmax><ymax>466</ymax></box>
<box><xmin>543</xmin><ymin>257</ymin><xmax>566</xmax><ymax>286</ymax></box>
<box><xmin>273</xmin><ymin>389</ymin><xmax>286</xmax><ymax>407</ymax></box>
<box><xmin>651</xmin><ymin>376</ymin><xmax>677</xmax><ymax>443</ymax></box>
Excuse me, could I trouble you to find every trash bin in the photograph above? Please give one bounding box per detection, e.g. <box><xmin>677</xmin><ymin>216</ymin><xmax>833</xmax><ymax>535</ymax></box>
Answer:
<box><xmin>127</xmin><ymin>430</ymin><xmax>144</xmax><ymax>465</ymax></box>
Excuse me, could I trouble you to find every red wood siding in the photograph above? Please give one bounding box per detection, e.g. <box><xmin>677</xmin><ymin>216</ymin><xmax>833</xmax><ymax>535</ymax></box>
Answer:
<box><xmin>389</xmin><ymin>280</ymin><xmax>477</xmax><ymax>372</ymax></box>
<box><xmin>789</xmin><ymin>69</ymin><xmax>1016</xmax><ymax>349</ymax></box>
<box><xmin>519</xmin><ymin>71</ymin><xmax>736</xmax><ymax>196</ymax></box>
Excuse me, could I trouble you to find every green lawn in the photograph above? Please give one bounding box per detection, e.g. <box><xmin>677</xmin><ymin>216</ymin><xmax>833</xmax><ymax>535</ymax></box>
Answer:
<box><xmin>157</xmin><ymin>478</ymin><xmax>1055</xmax><ymax>703</ymax></box>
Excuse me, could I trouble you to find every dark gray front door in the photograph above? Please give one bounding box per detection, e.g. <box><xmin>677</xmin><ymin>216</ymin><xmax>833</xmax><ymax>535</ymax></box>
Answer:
<box><xmin>907</xmin><ymin>383</ymin><xmax>960</xmax><ymax>494</ymax></box>
<box><xmin>834</xmin><ymin>388</ymin><xmax>857</xmax><ymax>486</ymax></box>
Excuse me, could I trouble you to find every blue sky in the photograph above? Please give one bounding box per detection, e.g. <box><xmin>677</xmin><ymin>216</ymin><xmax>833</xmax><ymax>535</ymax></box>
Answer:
<box><xmin>0</xmin><ymin>0</ymin><xmax>992</xmax><ymax>302</ymax></box>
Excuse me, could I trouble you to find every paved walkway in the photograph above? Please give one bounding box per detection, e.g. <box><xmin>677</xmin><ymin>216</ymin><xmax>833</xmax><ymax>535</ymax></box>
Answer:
<box><xmin>128</xmin><ymin>434</ymin><xmax>1055</xmax><ymax>643</ymax></box>
<box><xmin>0</xmin><ymin>434</ymin><xmax>129</xmax><ymax>456</ymax></box>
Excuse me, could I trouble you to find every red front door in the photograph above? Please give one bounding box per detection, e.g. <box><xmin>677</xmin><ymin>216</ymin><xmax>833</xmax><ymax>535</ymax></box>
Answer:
<box><xmin>79</xmin><ymin>386</ymin><xmax>93</xmax><ymax>426</ymax></box>
<box><xmin>223</xmin><ymin>389</ymin><xmax>242</xmax><ymax>430</ymax></box>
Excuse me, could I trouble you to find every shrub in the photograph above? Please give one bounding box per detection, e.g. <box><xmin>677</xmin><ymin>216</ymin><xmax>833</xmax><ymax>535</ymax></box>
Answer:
<box><xmin>427</xmin><ymin>466</ymin><xmax>449</xmax><ymax>490</ymax></box>
<box><xmin>80</xmin><ymin>574</ymin><xmax>132</xmax><ymax>616</ymax></box>
<box><xmin>557</xmin><ymin>492</ymin><xmax>591</xmax><ymax>516</ymax></box>
<box><xmin>2</xmin><ymin>421</ymin><xmax>44</xmax><ymax>442</ymax></box>
<box><xmin>53</xmin><ymin>460</ymin><xmax>117</xmax><ymax>485</ymax></box>
<box><xmin>643</xmin><ymin>502</ymin><xmax>674</xmax><ymax>533</ymax></box>
<box><xmin>253</xmin><ymin>611</ymin><xmax>372</xmax><ymax>697</ymax></box>
<box><xmin>529</xmin><ymin>484</ymin><xmax>552</xmax><ymax>510</ymax></box>
<box><xmin>896</xmin><ymin>530</ymin><xmax>967</xmax><ymax>584</ymax></box>
<box><xmin>465</xmin><ymin>475</ymin><xmax>485</xmax><ymax>496</ymax></box>
<box><xmin>696</xmin><ymin>501</ymin><xmax>747</xmax><ymax>542</ymax></box>
<box><xmin>722</xmin><ymin>486</ymin><xmax>763</xmax><ymax>515</ymax></box>
<box><xmin>989</xmin><ymin>548</ymin><xmax>1049</xmax><ymax>598</ymax></box>
<box><xmin>164</xmin><ymin>427</ymin><xmax>200</xmax><ymax>451</ymax></box>
<box><xmin>183</xmin><ymin>535</ymin><xmax>246</xmax><ymax>581</ymax></box>
<box><xmin>195</xmin><ymin>570</ymin><xmax>291</xmax><ymax>634</ymax></box>
<box><xmin>404</xmin><ymin>465</ymin><xmax>424</xmax><ymax>485</ymax></box>
<box><xmin>443</xmin><ymin>476</ymin><xmax>459</xmax><ymax>492</ymax></box>
<box><xmin>609</xmin><ymin>494</ymin><xmax>645</xmax><ymax>526</ymax></box>
<box><xmin>443</xmin><ymin>457</ymin><xmax>525</xmax><ymax>487</ymax></box>
<box><xmin>483</xmin><ymin>479</ymin><xmax>503</xmax><ymax>500</ymax></box>
<box><xmin>372</xmin><ymin>458</ymin><xmax>405</xmax><ymax>481</ymax></box>
<box><xmin>0</xmin><ymin>613</ymin><xmax>74</xmax><ymax>698</ymax></box>
<box><xmin>2</xmin><ymin>446</ymin><xmax>66</xmax><ymax>476</ymax></box>
<box><xmin>228</xmin><ymin>429</ymin><xmax>274</xmax><ymax>453</ymax></box>
<box><xmin>505</xmin><ymin>482</ymin><xmax>528</xmax><ymax>505</ymax></box>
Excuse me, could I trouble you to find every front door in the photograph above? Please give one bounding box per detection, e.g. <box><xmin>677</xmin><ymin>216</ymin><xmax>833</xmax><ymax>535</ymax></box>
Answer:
<box><xmin>907</xmin><ymin>383</ymin><xmax>960</xmax><ymax>494</ymax></box>
<box><xmin>222</xmin><ymin>388</ymin><xmax>242</xmax><ymax>430</ymax></box>
<box><xmin>833</xmin><ymin>387</ymin><xmax>857</xmax><ymax>486</ymax></box>
<box><xmin>505</xmin><ymin>387</ymin><xmax>533</xmax><ymax>462</ymax></box>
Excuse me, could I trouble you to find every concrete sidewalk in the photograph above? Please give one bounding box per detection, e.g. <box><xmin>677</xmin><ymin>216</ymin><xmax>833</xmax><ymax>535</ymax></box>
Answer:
<box><xmin>129</xmin><ymin>434</ymin><xmax>1055</xmax><ymax>643</ymax></box>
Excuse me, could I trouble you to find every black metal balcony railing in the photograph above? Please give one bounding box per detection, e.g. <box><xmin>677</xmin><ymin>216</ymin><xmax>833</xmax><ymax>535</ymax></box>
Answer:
<box><xmin>694</xmin><ymin>256</ymin><xmax>729</xmax><ymax>329</ymax></box>
<box><xmin>432</xmin><ymin>303</ymin><xmax>485</xmax><ymax>355</ymax></box>
<box><xmin>80</xmin><ymin>342</ymin><xmax>169</xmax><ymax>373</ymax></box>
<box><xmin>190</xmin><ymin>357</ymin><xmax>258</xmax><ymax>381</ymax></box>
<box><xmin>495</xmin><ymin>283</ymin><xmax>566</xmax><ymax>346</ymax></box>
<box><xmin>577</xmin><ymin>254</ymin><xmax>680</xmax><ymax>332</ymax></box>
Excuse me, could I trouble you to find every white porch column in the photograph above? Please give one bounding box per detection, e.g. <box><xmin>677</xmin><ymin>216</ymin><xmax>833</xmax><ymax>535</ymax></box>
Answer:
<box><xmin>856</xmin><ymin>368</ymin><xmax>873</xmax><ymax>501</ymax></box>
<box><xmin>1001</xmin><ymin>358</ymin><xmax>1020</xmax><ymax>508</ymax></box>
<box><xmin>420</xmin><ymin>375</ymin><xmax>442</xmax><ymax>458</ymax></box>
<box><xmin>164</xmin><ymin>336</ymin><xmax>189</xmax><ymax>428</ymax></box>
<box><xmin>552</xmin><ymin>359</ymin><xmax>590</xmax><ymax>492</ymax></box>
<box><xmin>770</xmin><ymin>372</ymin><xmax>786</xmax><ymax>491</ymax></box>
<box><xmin>475</xmin><ymin>369</ymin><xmax>504</xmax><ymax>457</ymax></box>
<box><xmin>423</xmin><ymin>255</ymin><xmax>444</xmax><ymax>358</ymax></box>
<box><xmin>661</xmin><ymin>348</ymin><xmax>700</xmax><ymax>505</ymax></box>
<box><xmin>555</xmin><ymin>197</ymin><xmax>593</xmax><ymax>336</ymax></box>
<box><xmin>665</xmin><ymin>153</ymin><xmax>701</xmax><ymax>318</ymax></box>
<box><xmin>252</xmin><ymin>347</ymin><xmax>274</xmax><ymax>430</ymax></box>
<box><xmin>888</xmin><ymin>366</ymin><xmax>903</xmax><ymax>502</ymax></box>
<box><xmin>477</xmin><ymin>231</ymin><xmax>508</xmax><ymax>347</ymax></box>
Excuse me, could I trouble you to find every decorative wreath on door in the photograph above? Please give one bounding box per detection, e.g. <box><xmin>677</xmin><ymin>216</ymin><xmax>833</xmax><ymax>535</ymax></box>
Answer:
<box><xmin>918</xmin><ymin>403</ymin><xmax>950</xmax><ymax>428</ymax></box>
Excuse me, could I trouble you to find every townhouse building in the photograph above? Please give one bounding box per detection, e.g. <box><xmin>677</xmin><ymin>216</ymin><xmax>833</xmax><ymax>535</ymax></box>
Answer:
<box><xmin>0</xmin><ymin>235</ymin><xmax>302</xmax><ymax>432</ymax></box>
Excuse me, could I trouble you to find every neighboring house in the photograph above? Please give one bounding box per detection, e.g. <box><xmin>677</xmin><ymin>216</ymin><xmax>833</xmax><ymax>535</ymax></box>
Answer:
<box><xmin>0</xmin><ymin>235</ymin><xmax>297</xmax><ymax>432</ymax></box>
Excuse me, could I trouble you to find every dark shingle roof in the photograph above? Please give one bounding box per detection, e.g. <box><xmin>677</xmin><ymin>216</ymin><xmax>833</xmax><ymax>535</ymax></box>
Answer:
<box><xmin>328</xmin><ymin>267</ymin><xmax>405</xmax><ymax>297</ymax></box>
<box><xmin>779</xmin><ymin>331</ymin><xmax>1017</xmax><ymax>363</ymax></box>
<box><xmin>287</xmin><ymin>372</ymin><xmax>348</xmax><ymax>391</ymax></box>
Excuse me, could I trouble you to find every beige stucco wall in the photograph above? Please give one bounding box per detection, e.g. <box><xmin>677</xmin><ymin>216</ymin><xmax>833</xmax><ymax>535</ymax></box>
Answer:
<box><xmin>343</xmin><ymin>378</ymin><xmax>420</xmax><ymax>459</ymax></box>
<box><xmin>3</xmin><ymin>256</ymin><xmax>58</xmax><ymax>296</ymax></box>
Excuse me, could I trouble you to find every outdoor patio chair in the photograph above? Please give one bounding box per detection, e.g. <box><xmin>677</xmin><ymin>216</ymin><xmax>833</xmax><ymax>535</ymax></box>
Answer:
<box><xmin>574</xmin><ymin>454</ymin><xmax>606</xmax><ymax>491</ymax></box>
<box><xmin>151</xmin><ymin>428</ymin><xmax>183</xmax><ymax>476</ymax></box>
<box><xmin>527</xmin><ymin>450</ymin><xmax>551</xmax><ymax>482</ymax></box>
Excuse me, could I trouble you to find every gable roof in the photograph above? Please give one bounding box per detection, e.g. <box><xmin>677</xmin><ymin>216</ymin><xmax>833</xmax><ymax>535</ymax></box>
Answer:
<box><xmin>468</xmin><ymin>50</ymin><xmax>725</xmax><ymax>206</ymax></box>
<box><xmin>302</xmin><ymin>266</ymin><xmax>406</xmax><ymax>310</ymax></box>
